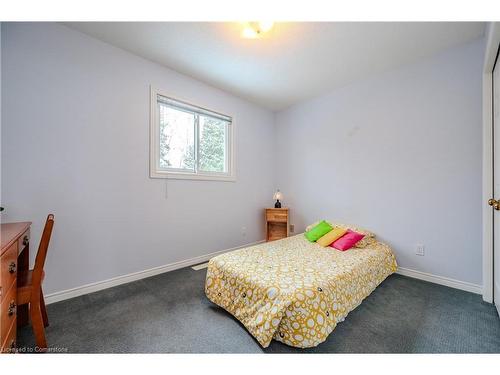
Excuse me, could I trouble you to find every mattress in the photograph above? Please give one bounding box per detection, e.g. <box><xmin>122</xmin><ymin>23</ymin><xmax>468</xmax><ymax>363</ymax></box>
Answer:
<box><xmin>205</xmin><ymin>234</ymin><xmax>397</xmax><ymax>348</ymax></box>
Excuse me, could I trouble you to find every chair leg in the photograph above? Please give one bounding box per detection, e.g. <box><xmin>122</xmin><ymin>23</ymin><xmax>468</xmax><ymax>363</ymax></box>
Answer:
<box><xmin>30</xmin><ymin>302</ymin><xmax>47</xmax><ymax>351</ymax></box>
<box><xmin>40</xmin><ymin>290</ymin><xmax>49</xmax><ymax>327</ymax></box>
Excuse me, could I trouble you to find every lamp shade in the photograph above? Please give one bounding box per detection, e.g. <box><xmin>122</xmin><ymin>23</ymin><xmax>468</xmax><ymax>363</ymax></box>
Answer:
<box><xmin>273</xmin><ymin>190</ymin><xmax>283</xmax><ymax>201</ymax></box>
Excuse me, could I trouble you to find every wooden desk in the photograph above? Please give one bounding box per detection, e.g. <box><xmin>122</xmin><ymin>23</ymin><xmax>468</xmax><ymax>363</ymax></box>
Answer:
<box><xmin>1</xmin><ymin>222</ymin><xmax>31</xmax><ymax>353</ymax></box>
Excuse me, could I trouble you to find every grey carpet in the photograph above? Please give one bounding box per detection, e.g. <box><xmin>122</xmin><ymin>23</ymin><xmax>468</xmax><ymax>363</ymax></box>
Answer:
<box><xmin>17</xmin><ymin>267</ymin><xmax>500</xmax><ymax>353</ymax></box>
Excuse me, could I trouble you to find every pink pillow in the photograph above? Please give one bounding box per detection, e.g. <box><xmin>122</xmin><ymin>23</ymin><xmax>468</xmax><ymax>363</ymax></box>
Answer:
<box><xmin>330</xmin><ymin>229</ymin><xmax>365</xmax><ymax>251</ymax></box>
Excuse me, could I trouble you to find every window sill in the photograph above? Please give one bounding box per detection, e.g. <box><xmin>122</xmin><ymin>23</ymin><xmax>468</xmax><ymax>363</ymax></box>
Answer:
<box><xmin>150</xmin><ymin>170</ymin><xmax>236</xmax><ymax>182</ymax></box>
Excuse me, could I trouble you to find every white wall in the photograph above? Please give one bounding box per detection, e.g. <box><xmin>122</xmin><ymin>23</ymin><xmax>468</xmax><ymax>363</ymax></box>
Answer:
<box><xmin>1</xmin><ymin>23</ymin><xmax>275</xmax><ymax>295</ymax></box>
<box><xmin>275</xmin><ymin>39</ymin><xmax>484</xmax><ymax>285</ymax></box>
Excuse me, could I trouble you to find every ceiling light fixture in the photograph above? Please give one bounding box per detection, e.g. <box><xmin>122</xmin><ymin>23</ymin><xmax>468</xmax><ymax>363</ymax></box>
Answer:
<box><xmin>241</xmin><ymin>22</ymin><xmax>274</xmax><ymax>39</ymax></box>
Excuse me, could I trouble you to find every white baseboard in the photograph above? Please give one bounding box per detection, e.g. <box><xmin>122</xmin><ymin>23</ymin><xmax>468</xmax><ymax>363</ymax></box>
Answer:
<box><xmin>45</xmin><ymin>240</ymin><xmax>265</xmax><ymax>305</ymax></box>
<box><xmin>396</xmin><ymin>267</ymin><xmax>482</xmax><ymax>295</ymax></box>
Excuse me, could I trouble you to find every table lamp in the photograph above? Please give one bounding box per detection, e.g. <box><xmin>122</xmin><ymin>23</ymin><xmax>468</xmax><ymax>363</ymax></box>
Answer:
<box><xmin>273</xmin><ymin>189</ymin><xmax>283</xmax><ymax>208</ymax></box>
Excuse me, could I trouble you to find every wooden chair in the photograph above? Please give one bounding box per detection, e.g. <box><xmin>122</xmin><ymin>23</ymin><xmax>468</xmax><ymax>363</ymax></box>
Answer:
<box><xmin>17</xmin><ymin>214</ymin><xmax>54</xmax><ymax>351</ymax></box>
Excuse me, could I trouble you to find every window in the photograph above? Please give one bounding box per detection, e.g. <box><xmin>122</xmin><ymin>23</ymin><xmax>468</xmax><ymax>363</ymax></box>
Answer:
<box><xmin>150</xmin><ymin>88</ymin><xmax>234</xmax><ymax>181</ymax></box>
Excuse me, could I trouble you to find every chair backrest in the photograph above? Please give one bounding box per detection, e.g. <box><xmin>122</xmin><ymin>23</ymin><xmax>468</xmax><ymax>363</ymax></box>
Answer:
<box><xmin>32</xmin><ymin>214</ymin><xmax>55</xmax><ymax>288</ymax></box>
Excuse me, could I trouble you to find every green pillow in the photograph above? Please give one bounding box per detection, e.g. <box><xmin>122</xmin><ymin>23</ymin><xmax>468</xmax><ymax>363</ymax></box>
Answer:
<box><xmin>304</xmin><ymin>220</ymin><xmax>333</xmax><ymax>242</ymax></box>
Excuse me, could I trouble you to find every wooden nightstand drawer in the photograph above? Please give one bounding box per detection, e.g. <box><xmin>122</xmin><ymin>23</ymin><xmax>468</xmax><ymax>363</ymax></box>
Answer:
<box><xmin>266</xmin><ymin>209</ymin><xmax>288</xmax><ymax>223</ymax></box>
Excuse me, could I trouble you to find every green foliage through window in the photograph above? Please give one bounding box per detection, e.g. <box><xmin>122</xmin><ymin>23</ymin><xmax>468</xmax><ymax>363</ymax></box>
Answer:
<box><xmin>156</xmin><ymin>95</ymin><xmax>230</xmax><ymax>177</ymax></box>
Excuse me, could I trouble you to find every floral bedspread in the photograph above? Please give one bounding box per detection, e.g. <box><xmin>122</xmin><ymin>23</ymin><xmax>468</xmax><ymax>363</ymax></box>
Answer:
<box><xmin>205</xmin><ymin>234</ymin><xmax>397</xmax><ymax>348</ymax></box>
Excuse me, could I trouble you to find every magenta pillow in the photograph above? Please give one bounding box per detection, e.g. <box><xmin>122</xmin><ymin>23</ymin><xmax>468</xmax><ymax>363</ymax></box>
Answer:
<box><xmin>330</xmin><ymin>229</ymin><xmax>365</xmax><ymax>251</ymax></box>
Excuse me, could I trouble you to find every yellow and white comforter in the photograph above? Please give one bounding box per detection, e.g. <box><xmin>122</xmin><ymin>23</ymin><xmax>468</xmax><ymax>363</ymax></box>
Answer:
<box><xmin>205</xmin><ymin>234</ymin><xmax>397</xmax><ymax>348</ymax></box>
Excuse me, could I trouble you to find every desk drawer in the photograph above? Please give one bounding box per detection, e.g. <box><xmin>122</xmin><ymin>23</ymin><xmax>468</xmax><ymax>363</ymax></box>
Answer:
<box><xmin>0</xmin><ymin>283</ymin><xmax>16</xmax><ymax>342</ymax></box>
<box><xmin>266</xmin><ymin>210</ymin><xmax>288</xmax><ymax>223</ymax></box>
<box><xmin>0</xmin><ymin>243</ymin><xmax>17</xmax><ymax>304</ymax></box>
<box><xmin>1</xmin><ymin>318</ymin><xmax>16</xmax><ymax>354</ymax></box>
<box><xmin>18</xmin><ymin>229</ymin><xmax>30</xmax><ymax>253</ymax></box>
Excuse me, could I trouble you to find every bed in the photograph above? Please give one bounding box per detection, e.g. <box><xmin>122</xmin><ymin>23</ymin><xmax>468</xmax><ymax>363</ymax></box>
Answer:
<box><xmin>205</xmin><ymin>232</ymin><xmax>397</xmax><ymax>348</ymax></box>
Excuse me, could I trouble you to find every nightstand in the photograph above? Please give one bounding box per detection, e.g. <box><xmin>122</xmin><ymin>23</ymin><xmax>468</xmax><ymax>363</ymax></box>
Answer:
<box><xmin>265</xmin><ymin>208</ymin><xmax>289</xmax><ymax>242</ymax></box>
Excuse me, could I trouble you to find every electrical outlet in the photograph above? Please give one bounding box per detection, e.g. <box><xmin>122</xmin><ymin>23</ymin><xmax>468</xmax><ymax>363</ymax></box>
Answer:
<box><xmin>289</xmin><ymin>224</ymin><xmax>295</xmax><ymax>233</ymax></box>
<box><xmin>241</xmin><ymin>226</ymin><xmax>247</xmax><ymax>237</ymax></box>
<box><xmin>415</xmin><ymin>244</ymin><xmax>425</xmax><ymax>256</ymax></box>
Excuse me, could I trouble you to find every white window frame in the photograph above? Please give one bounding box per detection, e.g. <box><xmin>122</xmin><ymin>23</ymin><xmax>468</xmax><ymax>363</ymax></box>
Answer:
<box><xmin>150</xmin><ymin>87</ymin><xmax>235</xmax><ymax>181</ymax></box>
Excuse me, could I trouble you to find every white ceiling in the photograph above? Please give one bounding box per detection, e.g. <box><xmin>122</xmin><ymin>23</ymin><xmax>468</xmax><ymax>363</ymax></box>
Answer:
<box><xmin>65</xmin><ymin>22</ymin><xmax>485</xmax><ymax>111</ymax></box>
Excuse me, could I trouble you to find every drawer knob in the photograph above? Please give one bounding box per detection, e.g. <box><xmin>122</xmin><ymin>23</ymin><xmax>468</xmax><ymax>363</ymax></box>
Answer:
<box><xmin>8</xmin><ymin>301</ymin><xmax>17</xmax><ymax>317</ymax></box>
<box><xmin>8</xmin><ymin>262</ymin><xmax>16</xmax><ymax>274</ymax></box>
<box><xmin>23</xmin><ymin>235</ymin><xmax>29</xmax><ymax>246</ymax></box>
